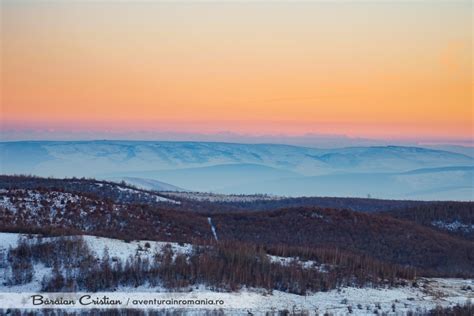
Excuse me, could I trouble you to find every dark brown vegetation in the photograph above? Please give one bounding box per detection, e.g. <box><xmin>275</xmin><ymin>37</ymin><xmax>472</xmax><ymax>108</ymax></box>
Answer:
<box><xmin>0</xmin><ymin>188</ymin><xmax>211</xmax><ymax>243</ymax></box>
<box><xmin>211</xmin><ymin>208</ymin><xmax>474</xmax><ymax>276</ymax></box>
<box><xmin>1</xmin><ymin>175</ymin><xmax>473</xmax><ymax>280</ymax></box>
<box><xmin>427</xmin><ymin>301</ymin><xmax>473</xmax><ymax>316</ymax></box>
<box><xmin>382</xmin><ymin>202</ymin><xmax>474</xmax><ymax>241</ymax></box>
<box><xmin>0</xmin><ymin>175</ymin><xmax>175</xmax><ymax>207</ymax></box>
<box><xmin>4</xmin><ymin>237</ymin><xmax>414</xmax><ymax>294</ymax></box>
<box><xmin>197</xmin><ymin>196</ymin><xmax>433</xmax><ymax>213</ymax></box>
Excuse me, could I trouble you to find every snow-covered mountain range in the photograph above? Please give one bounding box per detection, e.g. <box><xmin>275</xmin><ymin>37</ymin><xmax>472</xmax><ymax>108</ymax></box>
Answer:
<box><xmin>1</xmin><ymin>140</ymin><xmax>473</xmax><ymax>200</ymax></box>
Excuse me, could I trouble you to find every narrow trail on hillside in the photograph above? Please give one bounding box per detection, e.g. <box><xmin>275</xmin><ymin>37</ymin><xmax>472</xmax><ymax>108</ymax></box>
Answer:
<box><xmin>208</xmin><ymin>217</ymin><xmax>218</xmax><ymax>241</ymax></box>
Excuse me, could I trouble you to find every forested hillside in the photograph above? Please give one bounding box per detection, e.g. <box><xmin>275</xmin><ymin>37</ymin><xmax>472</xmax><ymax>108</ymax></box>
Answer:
<box><xmin>1</xmin><ymin>176</ymin><xmax>473</xmax><ymax>279</ymax></box>
<box><xmin>381</xmin><ymin>202</ymin><xmax>474</xmax><ymax>240</ymax></box>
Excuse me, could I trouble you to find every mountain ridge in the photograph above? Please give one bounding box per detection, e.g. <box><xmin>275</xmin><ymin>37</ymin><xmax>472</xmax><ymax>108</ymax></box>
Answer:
<box><xmin>1</xmin><ymin>140</ymin><xmax>472</xmax><ymax>200</ymax></box>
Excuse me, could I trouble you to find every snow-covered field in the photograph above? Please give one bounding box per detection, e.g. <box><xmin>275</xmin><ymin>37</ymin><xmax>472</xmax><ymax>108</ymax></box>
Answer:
<box><xmin>163</xmin><ymin>191</ymin><xmax>285</xmax><ymax>202</ymax></box>
<box><xmin>0</xmin><ymin>233</ymin><xmax>472</xmax><ymax>315</ymax></box>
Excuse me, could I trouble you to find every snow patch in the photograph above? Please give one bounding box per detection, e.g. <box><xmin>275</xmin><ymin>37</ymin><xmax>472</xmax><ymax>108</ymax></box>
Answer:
<box><xmin>82</xmin><ymin>235</ymin><xmax>193</xmax><ymax>262</ymax></box>
<box><xmin>432</xmin><ymin>220</ymin><xmax>474</xmax><ymax>232</ymax></box>
<box><xmin>267</xmin><ymin>255</ymin><xmax>328</xmax><ymax>271</ymax></box>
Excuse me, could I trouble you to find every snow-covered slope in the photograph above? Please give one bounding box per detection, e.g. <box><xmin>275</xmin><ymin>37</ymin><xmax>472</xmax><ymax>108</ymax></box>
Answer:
<box><xmin>0</xmin><ymin>233</ymin><xmax>193</xmax><ymax>293</ymax></box>
<box><xmin>0</xmin><ymin>233</ymin><xmax>472</xmax><ymax>315</ymax></box>
<box><xmin>111</xmin><ymin>177</ymin><xmax>186</xmax><ymax>192</ymax></box>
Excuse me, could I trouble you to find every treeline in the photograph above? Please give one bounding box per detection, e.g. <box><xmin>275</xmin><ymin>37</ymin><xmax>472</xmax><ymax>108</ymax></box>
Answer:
<box><xmin>199</xmin><ymin>196</ymin><xmax>431</xmax><ymax>214</ymax></box>
<box><xmin>4</xmin><ymin>237</ymin><xmax>415</xmax><ymax>295</ymax></box>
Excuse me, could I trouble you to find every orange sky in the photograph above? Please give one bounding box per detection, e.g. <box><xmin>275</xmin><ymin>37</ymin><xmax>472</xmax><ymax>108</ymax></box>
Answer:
<box><xmin>1</xmin><ymin>1</ymin><xmax>472</xmax><ymax>141</ymax></box>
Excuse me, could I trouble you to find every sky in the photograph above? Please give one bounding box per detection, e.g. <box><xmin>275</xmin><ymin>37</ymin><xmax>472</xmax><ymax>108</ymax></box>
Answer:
<box><xmin>1</xmin><ymin>0</ymin><xmax>472</xmax><ymax>144</ymax></box>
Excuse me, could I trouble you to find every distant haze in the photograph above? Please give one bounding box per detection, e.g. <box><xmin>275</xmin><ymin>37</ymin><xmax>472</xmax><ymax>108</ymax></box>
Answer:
<box><xmin>1</xmin><ymin>140</ymin><xmax>472</xmax><ymax>201</ymax></box>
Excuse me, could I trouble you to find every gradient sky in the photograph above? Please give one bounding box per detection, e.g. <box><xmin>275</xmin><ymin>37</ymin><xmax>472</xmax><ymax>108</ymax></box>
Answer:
<box><xmin>1</xmin><ymin>1</ymin><xmax>472</xmax><ymax>142</ymax></box>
